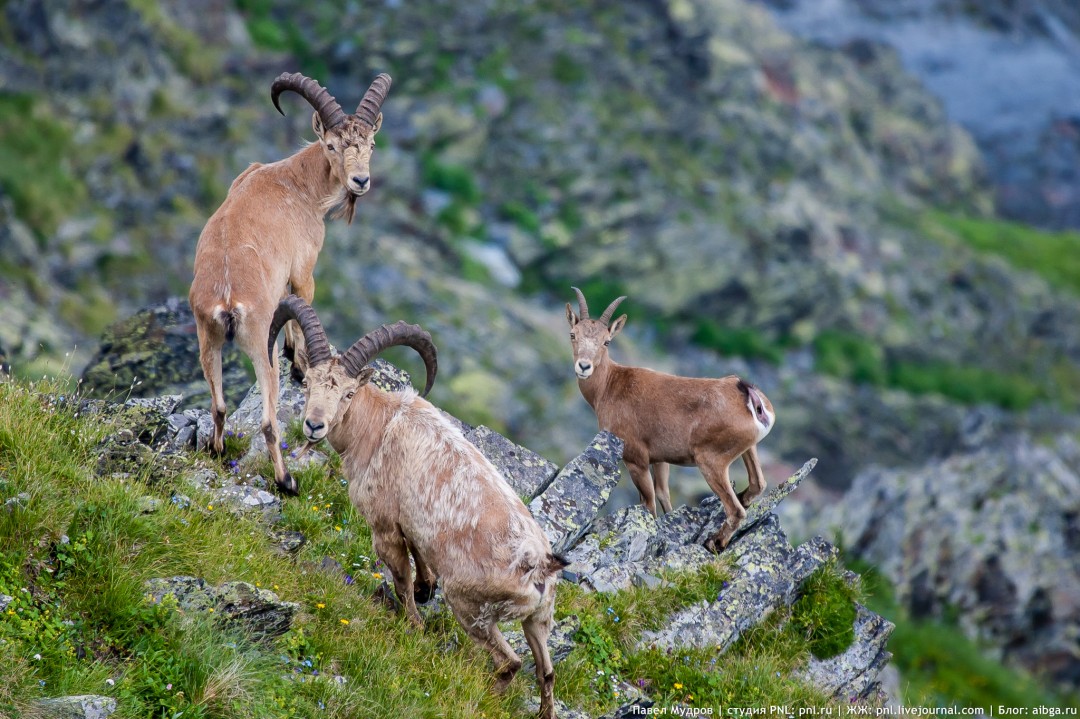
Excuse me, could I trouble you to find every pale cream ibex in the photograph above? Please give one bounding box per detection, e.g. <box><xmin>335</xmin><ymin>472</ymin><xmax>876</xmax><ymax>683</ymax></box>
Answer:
<box><xmin>269</xmin><ymin>296</ymin><xmax>565</xmax><ymax>719</ymax></box>
<box><xmin>189</xmin><ymin>72</ymin><xmax>390</xmax><ymax>495</ymax></box>
<box><xmin>565</xmin><ymin>288</ymin><xmax>775</xmax><ymax>551</ymax></box>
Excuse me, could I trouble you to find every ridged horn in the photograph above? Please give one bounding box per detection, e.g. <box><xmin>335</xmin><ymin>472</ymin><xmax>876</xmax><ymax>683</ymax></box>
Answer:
<box><xmin>270</xmin><ymin>72</ymin><xmax>347</xmax><ymax>130</ymax></box>
<box><xmin>354</xmin><ymin>73</ymin><xmax>392</xmax><ymax>127</ymax></box>
<box><xmin>599</xmin><ymin>296</ymin><xmax>627</xmax><ymax>325</ymax></box>
<box><xmin>267</xmin><ymin>295</ymin><xmax>334</xmax><ymax>367</ymax></box>
<box><xmin>339</xmin><ymin>321</ymin><xmax>438</xmax><ymax>397</ymax></box>
<box><xmin>571</xmin><ymin>286</ymin><xmax>590</xmax><ymax>320</ymax></box>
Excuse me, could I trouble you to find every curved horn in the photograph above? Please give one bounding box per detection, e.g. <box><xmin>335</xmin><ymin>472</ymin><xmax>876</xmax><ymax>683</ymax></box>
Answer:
<box><xmin>598</xmin><ymin>296</ymin><xmax>627</xmax><ymax>325</ymax></box>
<box><xmin>267</xmin><ymin>295</ymin><xmax>334</xmax><ymax>367</ymax></box>
<box><xmin>270</xmin><ymin>72</ymin><xmax>347</xmax><ymax>130</ymax></box>
<box><xmin>339</xmin><ymin>320</ymin><xmax>438</xmax><ymax>396</ymax></box>
<box><xmin>354</xmin><ymin>73</ymin><xmax>392</xmax><ymax>127</ymax></box>
<box><xmin>571</xmin><ymin>286</ymin><xmax>590</xmax><ymax>320</ymax></box>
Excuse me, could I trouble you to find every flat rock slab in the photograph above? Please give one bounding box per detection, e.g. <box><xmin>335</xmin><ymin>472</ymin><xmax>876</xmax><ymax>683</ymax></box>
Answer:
<box><xmin>144</xmin><ymin>576</ymin><xmax>298</xmax><ymax>637</ymax></box>
<box><xmin>36</xmin><ymin>695</ymin><xmax>117</xmax><ymax>719</ymax></box>
<box><xmin>529</xmin><ymin>431</ymin><xmax>624</xmax><ymax>555</ymax></box>
<box><xmin>465</xmin><ymin>424</ymin><xmax>558</xmax><ymax>500</ymax></box>
<box><xmin>639</xmin><ymin>515</ymin><xmax>832</xmax><ymax>651</ymax></box>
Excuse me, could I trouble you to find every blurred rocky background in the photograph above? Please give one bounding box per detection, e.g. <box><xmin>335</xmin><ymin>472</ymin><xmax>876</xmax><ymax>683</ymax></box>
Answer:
<box><xmin>1</xmin><ymin>0</ymin><xmax>1078</xmax><ymax>707</ymax></box>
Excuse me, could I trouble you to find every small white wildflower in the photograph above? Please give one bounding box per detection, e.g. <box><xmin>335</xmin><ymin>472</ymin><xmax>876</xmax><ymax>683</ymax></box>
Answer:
<box><xmin>105</xmin><ymin>678</ymin><xmax>115</xmax><ymax>687</ymax></box>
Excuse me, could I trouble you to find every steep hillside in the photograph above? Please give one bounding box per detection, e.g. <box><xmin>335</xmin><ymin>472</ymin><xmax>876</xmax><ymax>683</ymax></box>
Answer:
<box><xmin>759</xmin><ymin>0</ymin><xmax>1080</xmax><ymax>229</ymax></box>
<box><xmin>3</xmin><ymin>0</ymin><xmax>1080</xmax><ymax>492</ymax></box>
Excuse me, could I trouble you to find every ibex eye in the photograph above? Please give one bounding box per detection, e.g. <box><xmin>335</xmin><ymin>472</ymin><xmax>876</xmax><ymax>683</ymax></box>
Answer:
<box><xmin>604</xmin><ymin>340</ymin><xmax>610</xmax><ymax>346</ymax></box>
<box><xmin>570</xmin><ymin>333</ymin><xmax>575</xmax><ymax>340</ymax></box>
<box><xmin>327</xmin><ymin>144</ymin><xmax>336</xmax><ymax>152</ymax></box>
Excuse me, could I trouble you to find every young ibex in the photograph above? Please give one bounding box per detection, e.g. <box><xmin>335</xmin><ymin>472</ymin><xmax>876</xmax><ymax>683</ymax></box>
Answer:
<box><xmin>189</xmin><ymin>72</ymin><xmax>391</xmax><ymax>495</ymax></box>
<box><xmin>269</xmin><ymin>296</ymin><xmax>565</xmax><ymax>719</ymax></box>
<box><xmin>565</xmin><ymin>288</ymin><xmax>775</xmax><ymax>551</ymax></box>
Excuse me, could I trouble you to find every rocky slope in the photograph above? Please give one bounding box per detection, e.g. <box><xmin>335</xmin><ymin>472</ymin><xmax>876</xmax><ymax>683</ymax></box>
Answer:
<box><xmin>73</xmin><ymin>360</ymin><xmax>889</xmax><ymax>717</ymax></box>
<box><xmin>758</xmin><ymin>0</ymin><xmax>1080</xmax><ymax>229</ymax></box>
<box><xmin>798</xmin><ymin>434</ymin><xmax>1080</xmax><ymax>692</ymax></box>
<box><xmin>3</xmin><ymin>0</ymin><xmax>1080</xmax><ymax>492</ymax></box>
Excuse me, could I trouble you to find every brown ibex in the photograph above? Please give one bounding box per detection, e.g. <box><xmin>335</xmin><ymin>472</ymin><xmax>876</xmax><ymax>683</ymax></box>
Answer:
<box><xmin>269</xmin><ymin>296</ymin><xmax>565</xmax><ymax>719</ymax></box>
<box><xmin>189</xmin><ymin>72</ymin><xmax>390</xmax><ymax>495</ymax></box>
<box><xmin>565</xmin><ymin>288</ymin><xmax>775</xmax><ymax>551</ymax></box>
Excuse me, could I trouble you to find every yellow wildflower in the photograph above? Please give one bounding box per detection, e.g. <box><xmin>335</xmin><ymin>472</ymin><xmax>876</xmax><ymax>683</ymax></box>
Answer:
<box><xmin>372</xmin><ymin>572</ymin><xmax>383</xmax><ymax>580</ymax></box>
<box><xmin>340</xmin><ymin>618</ymin><xmax>350</xmax><ymax>625</ymax></box>
<box><xmin>674</xmin><ymin>683</ymin><xmax>683</xmax><ymax>690</ymax></box>
<box><xmin>316</xmin><ymin>603</ymin><xmax>326</xmax><ymax>609</ymax></box>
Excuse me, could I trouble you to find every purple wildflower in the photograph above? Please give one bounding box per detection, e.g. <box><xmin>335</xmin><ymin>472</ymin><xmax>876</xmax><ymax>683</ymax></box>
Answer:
<box><xmin>344</xmin><ymin>574</ymin><xmax>354</xmax><ymax>585</ymax></box>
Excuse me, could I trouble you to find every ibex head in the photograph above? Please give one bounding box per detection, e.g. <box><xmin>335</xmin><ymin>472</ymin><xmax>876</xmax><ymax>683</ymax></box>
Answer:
<box><xmin>565</xmin><ymin>287</ymin><xmax>627</xmax><ymax>380</ymax></box>
<box><xmin>268</xmin><ymin>296</ymin><xmax>437</xmax><ymax>443</ymax></box>
<box><xmin>270</xmin><ymin>72</ymin><xmax>392</xmax><ymax>221</ymax></box>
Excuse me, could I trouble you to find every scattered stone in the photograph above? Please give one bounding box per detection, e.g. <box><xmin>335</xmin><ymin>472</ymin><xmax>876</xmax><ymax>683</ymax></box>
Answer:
<box><xmin>529</xmin><ymin>431</ymin><xmax>624</xmax><ymax>554</ymax></box>
<box><xmin>137</xmin><ymin>496</ymin><xmax>161</xmax><ymax>514</ymax></box>
<box><xmin>319</xmin><ymin>556</ymin><xmax>344</xmax><ymax>575</ymax></box>
<box><xmin>631</xmin><ymin>572</ymin><xmax>663</xmax><ymax>591</ymax></box>
<box><xmin>0</xmin><ymin>594</ymin><xmax>12</xmax><ymax>612</ymax></box>
<box><xmin>144</xmin><ymin>576</ymin><xmax>298</xmax><ymax>638</ymax></box>
<box><xmin>36</xmin><ymin>695</ymin><xmax>117</xmax><ymax>719</ymax></box>
<box><xmin>94</xmin><ymin>432</ymin><xmax>157</xmax><ymax>479</ymax></box>
<box><xmin>181</xmin><ymin>467</ymin><xmax>220</xmax><ymax>492</ymax></box>
<box><xmin>211</xmin><ymin>484</ymin><xmax>281</xmax><ymax>519</ymax></box>
<box><xmin>271</xmin><ymin>530</ymin><xmax>307</xmax><ymax>554</ymax></box>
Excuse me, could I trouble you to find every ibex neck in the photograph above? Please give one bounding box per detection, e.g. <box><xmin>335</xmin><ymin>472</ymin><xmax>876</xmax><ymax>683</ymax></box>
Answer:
<box><xmin>328</xmin><ymin>384</ymin><xmax>396</xmax><ymax>472</ymax></box>
<box><xmin>282</xmin><ymin>142</ymin><xmax>338</xmax><ymax>207</ymax></box>
<box><xmin>577</xmin><ymin>359</ymin><xmax>616</xmax><ymax>410</ymax></box>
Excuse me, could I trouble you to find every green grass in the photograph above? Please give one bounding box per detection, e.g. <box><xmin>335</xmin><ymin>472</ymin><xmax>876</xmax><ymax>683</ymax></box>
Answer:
<box><xmin>923</xmin><ymin>211</ymin><xmax>1080</xmax><ymax>296</ymax></box>
<box><xmin>692</xmin><ymin>320</ymin><xmax>786</xmax><ymax>364</ymax></box>
<box><xmin>0</xmin><ymin>93</ymin><xmax>85</xmax><ymax>236</ymax></box>
<box><xmin>421</xmin><ymin>154</ymin><xmax>481</xmax><ymax>205</ymax></box>
<box><xmin>0</xmin><ymin>376</ymin><xmax>870</xmax><ymax>716</ymax></box>
<box><xmin>812</xmin><ymin>331</ymin><xmax>887</xmax><ymax>387</ymax></box>
<box><xmin>790</xmin><ymin>563</ymin><xmax>859</xmax><ymax>660</ymax></box>
<box><xmin>887</xmin><ymin>360</ymin><xmax>1044</xmax><ymax>411</ymax></box>
<box><xmin>812</xmin><ymin>330</ymin><xmax>1047</xmax><ymax>410</ymax></box>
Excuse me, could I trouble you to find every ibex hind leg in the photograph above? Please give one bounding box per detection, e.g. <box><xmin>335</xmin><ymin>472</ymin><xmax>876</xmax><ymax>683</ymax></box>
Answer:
<box><xmin>696</xmin><ymin>450</ymin><xmax>746</xmax><ymax>553</ymax></box>
<box><xmin>406</xmin><ymin>538</ymin><xmax>437</xmax><ymax>604</ymax></box>
<box><xmin>373</xmin><ymin>530</ymin><xmax>423</xmax><ymax>628</ymax></box>
<box><xmin>448</xmin><ymin>596</ymin><xmax>522</xmax><ymax>693</ymax></box>
<box><xmin>238</xmin><ymin>319</ymin><xmax>297</xmax><ymax>496</ymax></box>
<box><xmin>523</xmin><ymin>603</ymin><xmax>557</xmax><ymax>719</ymax></box>
<box><xmin>736</xmin><ymin>444</ymin><xmax>766</xmax><ymax>507</ymax></box>
<box><xmin>196</xmin><ymin>321</ymin><xmax>228</xmax><ymax>456</ymax></box>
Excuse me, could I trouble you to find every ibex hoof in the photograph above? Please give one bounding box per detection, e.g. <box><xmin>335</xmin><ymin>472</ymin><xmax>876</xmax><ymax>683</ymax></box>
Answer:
<box><xmin>276</xmin><ymin>472</ymin><xmax>300</xmax><ymax>497</ymax></box>
<box><xmin>414</xmin><ymin>580</ymin><xmax>437</xmax><ymax>604</ymax></box>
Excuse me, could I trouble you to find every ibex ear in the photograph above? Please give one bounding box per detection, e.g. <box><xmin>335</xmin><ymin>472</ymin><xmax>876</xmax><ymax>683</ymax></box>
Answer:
<box><xmin>565</xmin><ymin>303</ymin><xmax>579</xmax><ymax>328</ymax></box>
<box><xmin>355</xmin><ymin>366</ymin><xmax>376</xmax><ymax>386</ymax></box>
<box><xmin>608</xmin><ymin>314</ymin><xmax>627</xmax><ymax>339</ymax></box>
<box><xmin>371</xmin><ymin>112</ymin><xmax>383</xmax><ymax>134</ymax></box>
<box><xmin>312</xmin><ymin>111</ymin><xmax>326</xmax><ymax>139</ymax></box>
